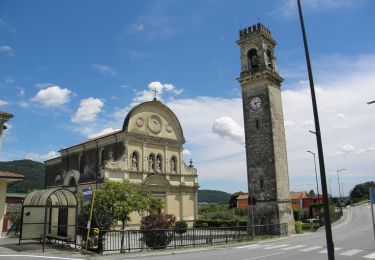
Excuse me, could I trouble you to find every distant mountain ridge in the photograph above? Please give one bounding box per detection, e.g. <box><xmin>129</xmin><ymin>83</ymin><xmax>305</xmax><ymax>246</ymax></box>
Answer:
<box><xmin>0</xmin><ymin>159</ymin><xmax>45</xmax><ymax>193</ymax></box>
<box><xmin>198</xmin><ymin>189</ymin><xmax>231</xmax><ymax>204</ymax></box>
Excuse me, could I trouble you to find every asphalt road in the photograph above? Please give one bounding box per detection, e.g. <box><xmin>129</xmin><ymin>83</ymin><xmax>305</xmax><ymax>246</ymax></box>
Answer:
<box><xmin>0</xmin><ymin>204</ymin><xmax>374</xmax><ymax>260</ymax></box>
<box><xmin>102</xmin><ymin>204</ymin><xmax>375</xmax><ymax>260</ymax></box>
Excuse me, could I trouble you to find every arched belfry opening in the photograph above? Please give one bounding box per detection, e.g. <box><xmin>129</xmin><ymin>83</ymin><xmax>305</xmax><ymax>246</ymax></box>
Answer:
<box><xmin>266</xmin><ymin>49</ymin><xmax>274</xmax><ymax>70</ymax></box>
<box><xmin>247</xmin><ymin>48</ymin><xmax>259</xmax><ymax>74</ymax></box>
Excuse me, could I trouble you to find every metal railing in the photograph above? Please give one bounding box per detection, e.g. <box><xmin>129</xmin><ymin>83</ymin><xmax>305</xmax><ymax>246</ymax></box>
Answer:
<box><xmin>75</xmin><ymin>223</ymin><xmax>288</xmax><ymax>253</ymax></box>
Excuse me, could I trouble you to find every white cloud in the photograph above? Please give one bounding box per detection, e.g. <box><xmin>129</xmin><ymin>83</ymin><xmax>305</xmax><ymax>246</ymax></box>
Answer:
<box><xmin>18</xmin><ymin>87</ymin><xmax>25</xmax><ymax>96</ymax></box>
<box><xmin>128</xmin><ymin>6</ymin><xmax>176</xmax><ymax>39</ymax></box>
<box><xmin>92</xmin><ymin>64</ymin><xmax>117</xmax><ymax>76</ymax></box>
<box><xmin>72</xmin><ymin>97</ymin><xmax>104</xmax><ymax>123</ymax></box>
<box><xmin>284</xmin><ymin>120</ymin><xmax>296</xmax><ymax>127</ymax></box>
<box><xmin>212</xmin><ymin>116</ymin><xmax>244</xmax><ymax>144</ymax></box>
<box><xmin>88</xmin><ymin>127</ymin><xmax>120</xmax><ymax>139</ymax></box>
<box><xmin>31</xmin><ymin>85</ymin><xmax>71</xmax><ymax>107</ymax></box>
<box><xmin>132</xmin><ymin>81</ymin><xmax>184</xmax><ymax>105</ymax></box>
<box><xmin>130</xmin><ymin>23</ymin><xmax>144</xmax><ymax>32</ymax></box>
<box><xmin>4</xmin><ymin>76</ymin><xmax>14</xmax><ymax>84</ymax></box>
<box><xmin>0</xmin><ymin>45</ymin><xmax>14</xmax><ymax>55</ymax></box>
<box><xmin>25</xmin><ymin>151</ymin><xmax>59</xmax><ymax>162</ymax></box>
<box><xmin>183</xmin><ymin>149</ymin><xmax>191</xmax><ymax>156</ymax></box>
<box><xmin>19</xmin><ymin>101</ymin><xmax>28</xmax><ymax>108</ymax></box>
<box><xmin>0</xmin><ymin>100</ymin><xmax>8</xmax><ymax>106</ymax></box>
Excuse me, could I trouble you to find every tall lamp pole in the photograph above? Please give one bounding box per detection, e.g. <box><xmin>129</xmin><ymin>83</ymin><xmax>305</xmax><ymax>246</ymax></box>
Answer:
<box><xmin>336</xmin><ymin>169</ymin><xmax>347</xmax><ymax>212</ymax></box>
<box><xmin>328</xmin><ymin>179</ymin><xmax>333</xmax><ymax>200</ymax></box>
<box><xmin>307</xmin><ymin>151</ymin><xmax>320</xmax><ymax>201</ymax></box>
<box><xmin>297</xmin><ymin>1</ymin><xmax>335</xmax><ymax>259</ymax></box>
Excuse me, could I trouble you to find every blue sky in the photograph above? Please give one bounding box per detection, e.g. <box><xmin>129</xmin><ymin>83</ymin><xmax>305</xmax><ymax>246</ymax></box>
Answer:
<box><xmin>1</xmin><ymin>0</ymin><xmax>375</xmax><ymax>195</ymax></box>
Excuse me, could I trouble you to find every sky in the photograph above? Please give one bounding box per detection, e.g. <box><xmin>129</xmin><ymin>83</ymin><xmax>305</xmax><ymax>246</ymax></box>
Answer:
<box><xmin>1</xmin><ymin>0</ymin><xmax>375</xmax><ymax>196</ymax></box>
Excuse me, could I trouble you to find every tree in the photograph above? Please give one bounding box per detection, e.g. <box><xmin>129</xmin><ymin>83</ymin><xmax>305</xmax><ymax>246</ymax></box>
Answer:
<box><xmin>350</xmin><ymin>181</ymin><xmax>375</xmax><ymax>201</ymax></box>
<box><xmin>79</xmin><ymin>180</ymin><xmax>154</xmax><ymax>252</ymax></box>
<box><xmin>228</xmin><ymin>191</ymin><xmax>245</xmax><ymax>209</ymax></box>
<box><xmin>308</xmin><ymin>189</ymin><xmax>315</xmax><ymax>197</ymax></box>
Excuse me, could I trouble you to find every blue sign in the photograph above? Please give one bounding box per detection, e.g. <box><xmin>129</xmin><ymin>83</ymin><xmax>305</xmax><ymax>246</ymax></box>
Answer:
<box><xmin>371</xmin><ymin>188</ymin><xmax>375</xmax><ymax>204</ymax></box>
<box><xmin>83</xmin><ymin>188</ymin><xmax>93</xmax><ymax>201</ymax></box>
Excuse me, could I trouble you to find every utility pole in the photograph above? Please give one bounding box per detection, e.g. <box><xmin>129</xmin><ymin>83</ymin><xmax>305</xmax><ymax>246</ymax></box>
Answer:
<box><xmin>297</xmin><ymin>0</ymin><xmax>335</xmax><ymax>259</ymax></box>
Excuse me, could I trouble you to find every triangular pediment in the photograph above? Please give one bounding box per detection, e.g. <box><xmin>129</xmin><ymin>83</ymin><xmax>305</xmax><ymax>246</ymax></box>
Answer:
<box><xmin>143</xmin><ymin>174</ymin><xmax>170</xmax><ymax>187</ymax></box>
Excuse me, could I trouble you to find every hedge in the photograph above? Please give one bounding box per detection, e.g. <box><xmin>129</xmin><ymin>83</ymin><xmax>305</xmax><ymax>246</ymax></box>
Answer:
<box><xmin>194</xmin><ymin>219</ymin><xmax>247</xmax><ymax>228</ymax></box>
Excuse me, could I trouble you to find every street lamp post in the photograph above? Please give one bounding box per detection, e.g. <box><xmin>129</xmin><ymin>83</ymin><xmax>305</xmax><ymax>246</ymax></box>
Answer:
<box><xmin>307</xmin><ymin>151</ymin><xmax>321</xmax><ymax>223</ymax></box>
<box><xmin>307</xmin><ymin>151</ymin><xmax>320</xmax><ymax>201</ymax></box>
<box><xmin>328</xmin><ymin>179</ymin><xmax>333</xmax><ymax>202</ymax></box>
<box><xmin>336</xmin><ymin>169</ymin><xmax>347</xmax><ymax>211</ymax></box>
<box><xmin>297</xmin><ymin>0</ymin><xmax>335</xmax><ymax>259</ymax></box>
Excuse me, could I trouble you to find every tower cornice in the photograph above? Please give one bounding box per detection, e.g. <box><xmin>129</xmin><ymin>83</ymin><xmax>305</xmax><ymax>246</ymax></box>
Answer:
<box><xmin>236</xmin><ymin>70</ymin><xmax>283</xmax><ymax>86</ymax></box>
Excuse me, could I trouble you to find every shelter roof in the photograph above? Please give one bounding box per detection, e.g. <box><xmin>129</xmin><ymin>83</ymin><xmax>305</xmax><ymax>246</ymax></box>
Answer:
<box><xmin>0</xmin><ymin>171</ymin><xmax>24</xmax><ymax>183</ymax></box>
<box><xmin>23</xmin><ymin>188</ymin><xmax>77</xmax><ymax>207</ymax></box>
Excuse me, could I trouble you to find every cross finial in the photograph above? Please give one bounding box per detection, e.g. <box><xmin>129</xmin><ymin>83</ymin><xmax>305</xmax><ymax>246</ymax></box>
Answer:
<box><xmin>152</xmin><ymin>88</ymin><xmax>158</xmax><ymax>101</ymax></box>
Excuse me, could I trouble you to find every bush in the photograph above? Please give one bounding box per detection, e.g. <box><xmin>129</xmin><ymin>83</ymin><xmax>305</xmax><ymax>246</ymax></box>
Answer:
<box><xmin>140</xmin><ymin>213</ymin><xmax>176</xmax><ymax>249</ymax></box>
<box><xmin>194</xmin><ymin>219</ymin><xmax>247</xmax><ymax>228</ymax></box>
<box><xmin>174</xmin><ymin>220</ymin><xmax>188</xmax><ymax>234</ymax></box>
<box><xmin>295</xmin><ymin>221</ymin><xmax>302</xmax><ymax>234</ymax></box>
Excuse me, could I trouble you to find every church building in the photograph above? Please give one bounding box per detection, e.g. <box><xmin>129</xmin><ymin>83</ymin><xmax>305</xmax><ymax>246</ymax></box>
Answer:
<box><xmin>45</xmin><ymin>98</ymin><xmax>198</xmax><ymax>226</ymax></box>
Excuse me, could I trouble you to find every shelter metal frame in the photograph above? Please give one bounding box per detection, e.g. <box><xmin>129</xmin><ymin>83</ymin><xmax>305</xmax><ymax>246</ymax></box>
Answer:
<box><xmin>19</xmin><ymin>188</ymin><xmax>78</xmax><ymax>252</ymax></box>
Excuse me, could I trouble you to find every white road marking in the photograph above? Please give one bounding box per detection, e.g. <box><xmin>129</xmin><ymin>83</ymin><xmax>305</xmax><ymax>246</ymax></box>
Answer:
<box><xmin>364</xmin><ymin>252</ymin><xmax>375</xmax><ymax>259</ymax></box>
<box><xmin>0</xmin><ymin>256</ymin><xmax>85</xmax><ymax>260</ymax></box>
<box><xmin>263</xmin><ymin>244</ymin><xmax>289</xmax><ymax>249</ymax></box>
<box><xmin>281</xmin><ymin>245</ymin><xmax>306</xmax><ymax>250</ymax></box>
<box><xmin>299</xmin><ymin>246</ymin><xmax>323</xmax><ymax>252</ymax></box>
<box><xmin>237</xmin><ymin>245</ymin><xmax>260</xmax><ymax>249</ymax></box>
<box><xmin>244</xmin><ymin>251</ymin><xmax>285</xmax><ymax>259</ymax></box>
<box><xmin>319</xmin><ymin>247</ymin><xmax>342</xmax><ymax>253</ymax></box>
<box><xmin>237</xmin><ymin>244</ymin><xmax>273</xmax><ymax>249</ymax></box>
<box><xmin>340</xmin><ymin>249</ymin><xmax>363</xmax><ymax>256</ymax></box>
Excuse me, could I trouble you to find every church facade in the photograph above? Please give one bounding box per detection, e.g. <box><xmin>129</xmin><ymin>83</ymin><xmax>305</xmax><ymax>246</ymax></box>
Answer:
<box><xmin>45</xmin><ymin>99</ymin><xmax>198</xmax><ymax>226</ymax></box>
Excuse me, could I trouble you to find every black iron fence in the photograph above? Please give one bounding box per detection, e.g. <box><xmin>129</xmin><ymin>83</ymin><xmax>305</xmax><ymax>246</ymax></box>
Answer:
<box><xmin>75</xmin><ymin>223</ymin><xmax>288</xmax><ymax>253</ymax></box>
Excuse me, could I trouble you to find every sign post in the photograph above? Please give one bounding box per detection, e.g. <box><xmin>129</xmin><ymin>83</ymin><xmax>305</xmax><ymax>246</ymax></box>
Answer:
<box><xmin>82</xmin><ymin>188</ymin><xmax>95</xmax><ymax>253</ymax></box>
<box><xmin>370</xmin><ymin>188</ymin><xmax>375</xmax><ymax>240</ymax></box>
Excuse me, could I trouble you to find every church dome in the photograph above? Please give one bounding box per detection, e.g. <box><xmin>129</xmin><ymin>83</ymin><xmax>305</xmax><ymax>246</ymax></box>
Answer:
<box><xmin>122</xmin><ymin>100</ymin><xmax>185</xmax><ymax>143</ymax></box>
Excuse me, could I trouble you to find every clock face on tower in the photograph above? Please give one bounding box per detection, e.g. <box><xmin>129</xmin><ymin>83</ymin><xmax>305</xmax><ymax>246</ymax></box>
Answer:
<box><xmin>249</xmin><ymin>96</ymin><xmax>263</xmax><ymax>111</ymax></box>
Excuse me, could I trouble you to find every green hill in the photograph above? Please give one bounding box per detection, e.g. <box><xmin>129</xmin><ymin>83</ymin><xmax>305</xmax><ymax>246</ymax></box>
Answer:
<box><xmin>198</xmin><ymin>189</ymin><xmax>231</xmax><ymax>204</ymax></box>
<box><xmin>0</xmin><ymin>159</ymin><xmax>45</xmax><ymax>193</ymax></box>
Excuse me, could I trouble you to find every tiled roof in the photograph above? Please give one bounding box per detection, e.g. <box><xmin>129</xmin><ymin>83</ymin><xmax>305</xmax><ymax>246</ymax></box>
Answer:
<box><xmin>237</xmin><ymin>194</ymin><xmax>249</xmax><ymax>200</ymax></box>
<box><xmin>0</xmin><ymin>171</ymin><xmax>25</xmax><ymax>179</ymax></box>
<box><xmin>290</xmin><ymin>191</ymin><xmax>309</xmax><ymax>200</ymax></box>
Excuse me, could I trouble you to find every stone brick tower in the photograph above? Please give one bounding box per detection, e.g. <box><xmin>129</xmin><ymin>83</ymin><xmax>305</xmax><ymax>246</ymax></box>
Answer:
<box><xmin>236</xmin><ymin>23</ymin><xmax>295</xmax><ymax>234</ymax></box>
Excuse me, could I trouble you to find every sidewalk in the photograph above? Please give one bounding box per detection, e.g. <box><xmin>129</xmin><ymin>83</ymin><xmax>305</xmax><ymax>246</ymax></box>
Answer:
<box><xmin>0</xmin><ymin>235</ymin><xmax>90</xmax><ymax>259</ymax></box>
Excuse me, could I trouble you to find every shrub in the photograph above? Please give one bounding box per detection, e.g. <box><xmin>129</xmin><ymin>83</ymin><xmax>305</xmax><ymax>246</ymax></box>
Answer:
<box><xmin>194</xmin><ymin>219</ymin><xmax>247</xmax><ymax>228</ymax></box>
<box><xmin>140</xmin><ymin>213</ymin><xmax>176</xmax><ymax>249</ymax></box>
<box><xmin>174</xmin><ymin>220</ymin><xmax>188</xmax><ymax>234</ymax></box>
<box><xmin>295</xmin><ymin>221</ymin><xmax>302</xmax><ymax>234</ymax></box>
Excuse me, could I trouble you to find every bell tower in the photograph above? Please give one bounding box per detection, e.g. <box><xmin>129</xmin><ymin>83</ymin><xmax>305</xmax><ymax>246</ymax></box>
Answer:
<box><xmin>236</xmin><ymin>23</ymin><xmax>295</xmax><ymax>234</ymax></box>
